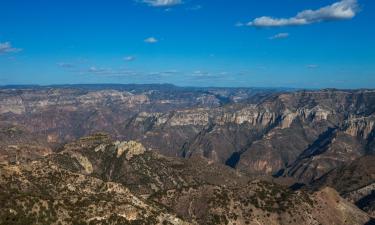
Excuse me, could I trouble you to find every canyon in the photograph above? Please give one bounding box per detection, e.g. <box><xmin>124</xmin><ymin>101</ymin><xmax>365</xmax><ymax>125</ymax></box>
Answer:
<box><xmin>1</xmin><ymin>84</ymin><xmax>375</xmax><ymax>224</ymax></box>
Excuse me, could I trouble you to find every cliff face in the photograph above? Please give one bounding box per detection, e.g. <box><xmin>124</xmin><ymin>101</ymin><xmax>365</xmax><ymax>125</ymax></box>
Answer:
<box><xmin>344</xmin><ymin>116</ymin><xmax>375</xmax><ymax>139</ymax></box>
<box><xmin>285</xmin><ymin>114</ymin><xmax>375</xmax><ymax>183</ymax></box>
<box><xmin>124</xmin><ymin>90</ymin><xmax>375</xmax><ymax>184</ymax></box>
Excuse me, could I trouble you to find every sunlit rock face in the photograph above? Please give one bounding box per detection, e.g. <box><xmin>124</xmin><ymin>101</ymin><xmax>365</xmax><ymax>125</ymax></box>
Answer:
<box><xmin>114</xmin><ymin>141</ymin><xmax>146</xmax><ymax>160</ymax></box>
<box><xmin>344</xmin><ymin>116</ymin><xmax>375</xmax><ymax>139</ymax></box>
<box><xmin>0</xmin><ymin>95</ymin><xmax>25</xmax><ymax>115</ymax></box>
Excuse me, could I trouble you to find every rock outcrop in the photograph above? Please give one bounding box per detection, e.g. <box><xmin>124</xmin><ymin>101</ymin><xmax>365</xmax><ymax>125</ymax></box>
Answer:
<box><xmin>114</xmin><ymin>141</ymin><xmax>146</xmax><ymax>160</ymax></box>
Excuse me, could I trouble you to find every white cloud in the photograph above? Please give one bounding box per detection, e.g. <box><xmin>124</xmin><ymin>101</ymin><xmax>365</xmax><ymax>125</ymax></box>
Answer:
<box><xmin>249</xmin><ymin>17</ymin><xmax>307</xmax><ymax>27</ymax></box>
<box><xmin>144</xmin><ymin>37</ymin><xmax>158</xmax><ymax>43</ymax></box>
<box><xmin>269</xmin><ymin>33</ymin><xmax>290</xmax><ymax>40</ymax></box>
<box><xmin>0</xmin><ymin>42</ymin><xmax>22</xmax><ymax>54</ymax></box>
<box><xmin>124</xmin><ymin>56</ymin><xmax>136</xmax><ymax>62</ymax></box>
<box><xmin>141</xmin><ymin>0</ymin><xmax>182</xmax><ymax>7</ymax></box>
<box><xmin>248</xmin><ymin>0</ymin><xmax>358</xmax><ymax>27</ymax></box>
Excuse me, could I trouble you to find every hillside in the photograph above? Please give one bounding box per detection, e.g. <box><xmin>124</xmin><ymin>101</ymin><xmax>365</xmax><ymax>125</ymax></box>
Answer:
<box><xmin>0</xmin><ymin>134</ymin><xmax>371</xmax><ymax>225</ymax></box>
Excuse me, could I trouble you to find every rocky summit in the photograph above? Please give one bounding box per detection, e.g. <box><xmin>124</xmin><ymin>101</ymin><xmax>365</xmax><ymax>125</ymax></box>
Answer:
<box><xmin>1</xmin><ymin>84</ymin><xmax>375</xmax><ymax>224</ymax></box>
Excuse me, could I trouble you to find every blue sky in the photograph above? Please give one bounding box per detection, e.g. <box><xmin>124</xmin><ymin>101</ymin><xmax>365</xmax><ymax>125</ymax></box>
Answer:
<box><xmin>0</xmin><ymin>0</ymin><xmax>374</xmax><ymax>88</ymax></box>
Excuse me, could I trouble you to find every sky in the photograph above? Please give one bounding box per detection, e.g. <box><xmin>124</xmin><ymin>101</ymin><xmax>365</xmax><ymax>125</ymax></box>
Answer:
<box><xmin>0</xmin><ymin>0</ymin><xmax>374</xmax><ymax>88</ymax></box>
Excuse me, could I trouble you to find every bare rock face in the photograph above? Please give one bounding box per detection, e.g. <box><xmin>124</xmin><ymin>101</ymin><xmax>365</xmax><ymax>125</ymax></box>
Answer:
<box><xmin>68</xmin><ymin>151</ymin><xmax>94</xmax><ymax>174</ymax></box>
<box><xmin>0</xmin><ymin>95</ymin><xmax>25</xmax><ymax>114</ymax></box>
<box><xmin>344</xmin><ymin>116</ymin><xmax>375</xmax><ymax>139</ymax></box>
<box><xmin>114</xmin><ymin>140</ymin><xmax>146</xmax><ymax>160</ymax></box>
<box><xmin>168</xmin><ymin>109</ymin><xmax>210</xmax><ymax>126</ymax></box>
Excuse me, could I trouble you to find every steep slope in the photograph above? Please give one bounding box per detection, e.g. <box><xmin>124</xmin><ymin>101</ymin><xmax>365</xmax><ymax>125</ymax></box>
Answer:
<box><xmin>285</xmin><ymin>115</ymin><xmax>375</xmax><ymax>183</ymax></box>
<box><xmin>151</xmin><ymin>181</ymin><xmax>370</xmax><ymax>225</ymax></box>
<box><xmin>312</xmin><ymin>155</ymin><xmax>375</xmax><ymax>217</ymax></box>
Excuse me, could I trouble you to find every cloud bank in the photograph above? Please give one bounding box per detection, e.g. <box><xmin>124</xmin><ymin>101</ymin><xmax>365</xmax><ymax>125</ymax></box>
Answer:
<box><xmin>248</xmin><ymin>0</ymin><xmax>358</xmax><ymax>27</ymax></box>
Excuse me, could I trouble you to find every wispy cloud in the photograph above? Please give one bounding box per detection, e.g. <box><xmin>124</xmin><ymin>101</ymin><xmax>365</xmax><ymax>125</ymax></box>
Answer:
<box><xmin>140</xmin><ymin>0</ymin><xmax>182</xmax><ymax>7</ymax></box>
<box><xmin>85</xmin><ymin>67</ymin><xmax>139</xmax><ymax>77</ymax></box>
<box><xmin>235</xmin><ymin>22</ymin><xmax>245</xmax><ymax>27</ymax></box>
<box><xmin>88</xmin><ymin>66</ymin><xmax>109</xmax><ymax>73</ymax></box>
<box><xmin>57</xmin><ymin>62</ymin><xmax>75</xmax><ymax>68</ymax></box>
<box><xmin>269</xmin><ymin>33</ymin><xmax>290</xmax><ymax>40</ymax></box>
<box><xmin>124</xmin><ymin>56</ymin><xmax>136</xmax><ymax>62</ymax></box>
<box><xmin>0</xmin><ymin>42</ymin><xmax>22</xmax><ymax>54</ymax></box>
<box><xmin>193</xmin><ymin>70</ymin><xmax>210</xmax><ymax>76</ymax></box>
<box><xmin>84</xmin><ymin>66</ymin><xmax>180</xmax><ymax>80</ymax></box>
<box><xmin>144</xmin><ymin>37</ymin><xmax>158</xmax><ymax>43</ymax></box>
<box><xmin>248</xmin><ymin>0</ymin><xmax>358</xmax><ymax>27</ymax></box>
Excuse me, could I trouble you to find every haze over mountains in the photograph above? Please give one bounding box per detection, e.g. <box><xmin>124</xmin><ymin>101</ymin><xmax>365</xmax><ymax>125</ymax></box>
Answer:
<box><xmin>1</xmin><ymin>84</ymin><xmax>375</xmax><ymax>224</ymax></box>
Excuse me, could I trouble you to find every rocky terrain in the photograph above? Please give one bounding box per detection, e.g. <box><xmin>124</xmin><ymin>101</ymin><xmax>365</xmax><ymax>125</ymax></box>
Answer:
<box><xmin>1</xmin><ymin>84</ymin><xmax>375</xmax><ymax>224</ymax></box>
<box><xmin>0</xmin><ymin>159</ymin><xmax>189</xmax><ymax>225</ymax></box>
<box><xmin>0</xmin><ymin>134</ymin><xmax>372</xmax><ymax>225</ymax></box>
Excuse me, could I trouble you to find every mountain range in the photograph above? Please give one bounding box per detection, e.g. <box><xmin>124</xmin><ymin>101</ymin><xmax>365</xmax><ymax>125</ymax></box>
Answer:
<box><xmin>1</xmin><ymin>84</ymin><xmax>374</xmax><ymax>225</ymax></box>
